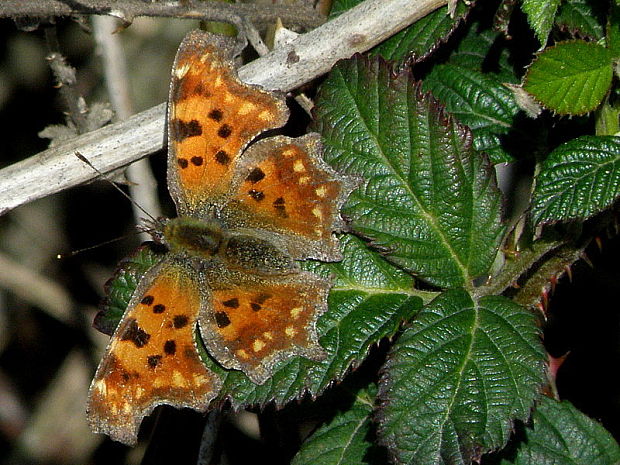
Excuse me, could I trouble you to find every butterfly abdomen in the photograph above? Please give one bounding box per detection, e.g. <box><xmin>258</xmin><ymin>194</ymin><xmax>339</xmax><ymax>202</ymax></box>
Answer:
<box><xmin>222</xmin><ymin>234</ymin><xmax>297</xmax><ymax>274</ymax></box>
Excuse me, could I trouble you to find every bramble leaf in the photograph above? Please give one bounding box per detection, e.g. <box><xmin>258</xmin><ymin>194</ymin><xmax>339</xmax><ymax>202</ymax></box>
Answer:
<box><xmin>532</xmin><ymin>136</ymin><xmax>620</xmax><ymax>224</ymax></box>
<box><xmin>330</xmin><ymin>0</ymin><xmax>469</xmax><ymax>66</ymax></box>
<box><xmin>377</xmin><ymin>290</ymin><xmax>546</xmax><ymax>465</ymax></box>
<box><xmin>423</xmin><ymin>63</ymin><xmax>520</xmax><ymax>164</ymax></box>
<box><xmin>555</xmin><ymin>0</ymin><xmax>605</xmax><ymax>40</ymax></box>
<box><xmin>314</xmin><ymin>56</ymin><xmax>505</xmax><ymax>288</ymax></box>
<box><xmin>95</xmin><ymin>243</ymin><xmax>164</xmax><ymax>336</ymax></box>
<box><xmin>292</xmin><ymin>385</ymin><xmax>383</xmax><ymax>465</ymax></box>
<box><xmin>523</xmin><ymin>41</ymin><xmax>612</xmax><ymax>115</ymax></box>
<box><xmin>503</xmin><ymin>397</ymin><xmax>620</xmax><ymax>465</ymax></box>
<box><xmin>448</xmin><ymin>27</ymin><xmax>516</xmax><ymax>82</ymax></box>
<box><xmin>521</xmin><ymin>0</ymin><xmax>561</xmax><ymax>45</ymax></box>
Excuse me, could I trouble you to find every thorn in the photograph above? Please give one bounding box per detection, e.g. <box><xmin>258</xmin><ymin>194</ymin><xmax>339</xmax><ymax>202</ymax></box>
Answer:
<box><xmin>549</xmin><ymin>274</ymin><xmax>558</xmax><ymax>294</ymax></box>
<box><xmin>547</xmin><ymin>352</ymin><xmax>569</xmax><ymax>380</ymax></box>
<box><xmin>109</xmin><ymin>10</ymin><xmax>134</xmax><ymax>32</ymax></box>
<box><xmin>511</xmin><ymin>281</ymin><xmax>521</xmax><ymax>289</ymax></box>
<box><xmin>581</xmin><ymin>252</ymin><xmax>594</xmax><ymax>268</ymax></box>
<box><xmin>564</xmin><ymin>265</ymin><xmax>573</xmax><ymax>282</ymax></box>
<box><xmin>595</xmin><ymin>236</ymin><xmax>603</xmax><ymax>252</ymax></box>
<box><xmin>540</xmin><ymin>287</ymin><xmax>549</xmax><ymax>311</ymax></box>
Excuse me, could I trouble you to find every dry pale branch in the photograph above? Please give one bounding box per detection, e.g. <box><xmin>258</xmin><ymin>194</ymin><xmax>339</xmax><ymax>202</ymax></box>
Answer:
<box><xmin>0</xmin><ymin>0</ymin><xmax>324</xmax><ymax>30</ymax></box>
<box><xmin>93</xmin><ymin>15</ymin><xmax>163</xmax><ymax>228</ymax></box>
<box><xmin>0</xmin><ymin>0</ymin><xmax>449</xmax><ymax>216</ymax></box>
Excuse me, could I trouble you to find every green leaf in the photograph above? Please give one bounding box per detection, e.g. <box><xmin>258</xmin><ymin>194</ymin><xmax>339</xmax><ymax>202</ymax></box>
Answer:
<box><xmin>292</xmin><ymin>385</ymin><xmax>382</xmax><ymax>465</ymax></box>
<box><xmin>507</xmin><ymin>397</ymin><xmax>620</xmax><ymax>465</ymax></box>
<box><xmin>428</xmin><ymin>25</ymin><xmax>521</xmax><ymax>164</ymax></box>
<box><xmin>314</xmin><ymin>56</ymin><xmax>506</xmax><ymax>288</ymax></box>
<box><xmin>521</xmin><ymin>0</ymin><xmax>561</xmax><ymax>45</ymax></box>
<box><xmin>329</xmin><ymin>0</ymin><xmax>359</xmax><ymax>18</ymax></box>
<box><xmin>210</xmin><ymin>235</ymin><xmax>423</xmax><ymax>406</ymax></box>
<box><xmin>555</xmin><ymin>0</ymin><xmax>605</xmax><ymax>40</ymax></box>
<box><xmin>377</xmin><ymin>290</ymin><xmax>546</xmax><ymax>465</ymax></box>
<box><xmin>423</xmin><ymin>63</ymin><xmax>520</xmax><ymax>164</ymax></box>
<box><xmin>448</xmin><ymin>27</ymin><xmax>516</xmax><ymax>83</ymax></box>
<box><xmin>523</xmin><ymin>41</ymin><xmax>613</xmax><ymax>116</ymax></box>
<box><xmin>596</xmin><ymin>102</ymin><xmax>620</xmax><ymax>136</ymax></box>
<box><xmin>331</xmin><ymin>0</ymin><xmax>469</xmax><ymax>67</ymax></box>
<box><xmin>607</xmin><ymin>5</ymin><xmax>620</xmax><ymax>59</ymax></box>
<box><xmin>371</xmin><ymin>2</ymin><xmax>469</xmax><ymax>66</ymax></box>
<box><xmin>532</xmin><ymin>136</ymin><xmax>620</xmax><ymax>224</ymax></box>
<box><xmin>95</xmin><ymin>243</ymin><xmax>164</xmax><ymax>336</ymax></box>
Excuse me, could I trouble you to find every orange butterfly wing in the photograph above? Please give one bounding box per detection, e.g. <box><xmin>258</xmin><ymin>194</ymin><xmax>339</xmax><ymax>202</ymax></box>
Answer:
<box><xmin>167</xmin><ymin>31</ymin><xmax>289</xmax><ymax>215</ymax></box>
<box><xmin>198</xmin><ymin>270</ymin><xmax>329</xmax><ymax>384</ymax></box>
<box><xmin>87</xmin><ymin>260</ymin><xmax>221</xmax><ymax>445</ymax></box>
<box><xmin>220</xmin><ymin>134</ymin><xmax>358</xmax><ymax>261</ymax></box>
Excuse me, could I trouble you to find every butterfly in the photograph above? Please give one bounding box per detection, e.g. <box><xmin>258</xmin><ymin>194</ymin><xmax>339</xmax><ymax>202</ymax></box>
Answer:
<box><xmin>86</xmin><ymin>30</ymin><xmax>357</xmax><ymax>445</ymax></box>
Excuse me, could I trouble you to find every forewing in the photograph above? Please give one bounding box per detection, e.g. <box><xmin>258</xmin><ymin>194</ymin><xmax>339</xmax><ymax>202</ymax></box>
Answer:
<box><xmin>168</xmin><ymin>30</ymin><xmax>289</xmax><ymax>215</ymax></box>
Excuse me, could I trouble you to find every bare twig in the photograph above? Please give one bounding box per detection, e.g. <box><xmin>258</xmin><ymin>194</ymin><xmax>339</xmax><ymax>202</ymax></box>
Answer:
<box><xmin>92</xmin><ymin>16</ymin><xmax>162</xmax><ymax>230</ymax></box>
<box><xmin>0</xmin><ymin>0</ymin><xmax>325</xmax><ymax>30</ymax></box>
<box><xmin>0</xmin><ymin>0</ymin><xmax>449</xmax><ymax>216</ymax></box>
<box><xmin>44</xmin><ymin>27</ymin><xmax>90</xmax><ymax>133</ymax></box>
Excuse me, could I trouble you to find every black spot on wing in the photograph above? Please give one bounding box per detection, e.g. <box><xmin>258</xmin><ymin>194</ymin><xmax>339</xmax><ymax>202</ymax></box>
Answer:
<box><xmin>208</xmin><ymin>109</ymin><xmax>224</xmax><ymax>121</ymax></box>
<box><xmin>120</xmin><ymin>319</ymin><xmax>150</xmax><ymax>348</ymax></box>
<box><xmin>215</xmin><ymin>311</ymin><xmax>231</xmax><ymax>328</ymax></box>
<box><xmin>164</xmin><ymin>340</ymin><xmax>176</xmax><ymax>355</ymax></box>
<box><xmin>173</xmin><ymin>315</ymin><xmax>189</xmax><ymax>329</ymax></box>
<box><xmin>223</xmin><ymin>298</ymin><xmax>239</xmax><ymax>308</ymax></box>
<box><xmin>215</xmin><ymin>150</ymin><xmax>230</xmax><ymax>165</ymax></box>
<box><xmin>171</xmin><ymin>119</ymin><xmax>203</xmax><ymax>141</ymax></box>
<box><xmin>249</xmin><ymin>189</ymin><xmax>265</xmax><ymax>201</ymax></box>
<box><xmin>246</xmin><ymin>167</ymin><xmax>265</xmax><ymax>183</ymax></box>
<box><xmin>147</xmin><ymin>355</ymin><xmax>162</xmax><ymax>368</ymax></box>
<box><xmin>273</xmin><ymin>197</ymin><xmax>288</xmax><ymax>218</ymax></box>
<box><xmin>217</xmin><ymin>124</ymin><xmax>232</xmax><ymax>138</ymax></box>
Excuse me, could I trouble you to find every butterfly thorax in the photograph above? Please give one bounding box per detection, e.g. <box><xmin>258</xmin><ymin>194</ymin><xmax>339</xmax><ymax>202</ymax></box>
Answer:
<box><xmin>162</xmin><ymin>216</ymin><xmax>223</xmax><ymax>258</ymax></box>
<box><xmin>161</xmin><ymin>216</ymin><xmax>297</xmax><ymax>274</ymax></box>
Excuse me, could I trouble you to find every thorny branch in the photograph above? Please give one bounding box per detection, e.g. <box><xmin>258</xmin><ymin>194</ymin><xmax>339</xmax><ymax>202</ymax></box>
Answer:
<box><xmin>0</xmin><ymin>0</ymin><xmax>325</xmax><ymax>30</ymax></box>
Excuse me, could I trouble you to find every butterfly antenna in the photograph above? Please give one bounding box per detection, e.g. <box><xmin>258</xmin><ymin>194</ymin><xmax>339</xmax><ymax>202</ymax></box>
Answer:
<box><xmin>56</xmin><ymin>232</ymin><xmax>141</xmax><ymax>259</ymax></box>
<box><xmin>74</xmin><ymin>151</ymin><xmax>158</xmax><ymax>223</ymax></box>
